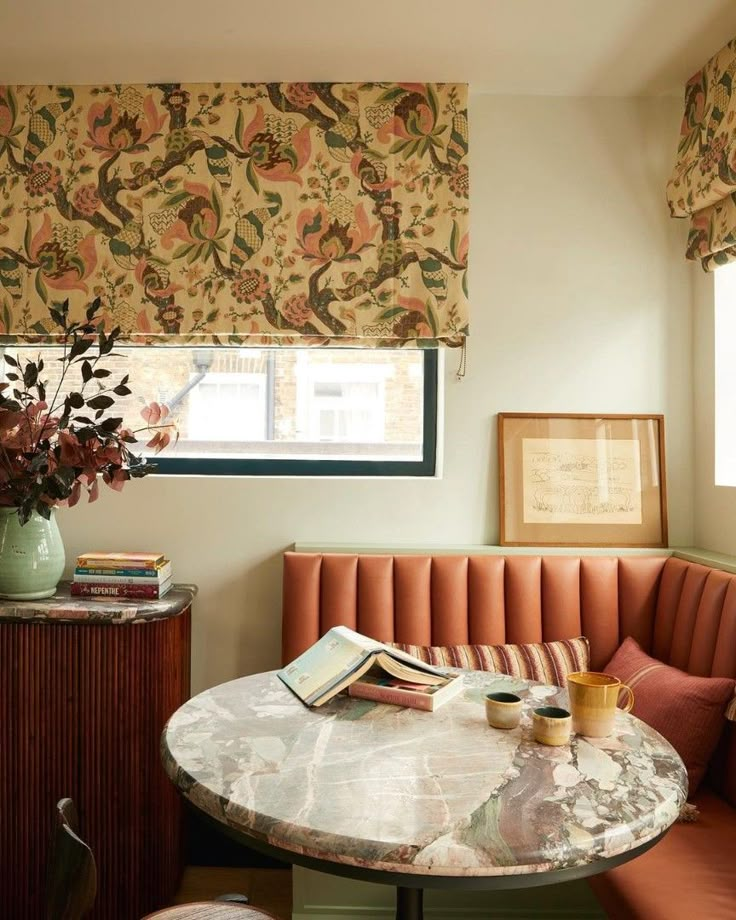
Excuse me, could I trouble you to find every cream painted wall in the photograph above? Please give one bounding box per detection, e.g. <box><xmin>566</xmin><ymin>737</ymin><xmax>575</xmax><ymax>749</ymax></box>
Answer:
<box><xmin>693</xmin><ymin>269</ymin><xmax>736</xmax><ymax>553</ymax></box>
<box><xmin>55</xmin><ymin>94</ymin><xmax>693</xmax><ymax>695</ymax></box>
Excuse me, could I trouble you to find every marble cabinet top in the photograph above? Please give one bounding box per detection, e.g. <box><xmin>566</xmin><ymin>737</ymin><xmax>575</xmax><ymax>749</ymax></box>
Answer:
<box><xmin>0</xmin><ymin>582</ymin><xmax>197</xmax><ymax>624</ymax></box>
<box><xmin>162</xmin><ymin>670</ymin><xmax>687</xmax><ymax>880</ymax></box>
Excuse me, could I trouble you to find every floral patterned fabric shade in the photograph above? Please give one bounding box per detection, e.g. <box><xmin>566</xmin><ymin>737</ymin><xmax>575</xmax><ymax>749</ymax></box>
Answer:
<box><xmin>667</xmin><ymin>40</ymin><xmax>736</xmax><ymax>270</ymax></box>
<box><xmin>0</xmin><ymin>82</ymin><xmax>469</xmax><ymax>345</ymax></box>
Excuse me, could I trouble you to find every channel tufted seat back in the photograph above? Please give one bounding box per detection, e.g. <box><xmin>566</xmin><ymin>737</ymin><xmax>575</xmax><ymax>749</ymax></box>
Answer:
<box><xmin>282</xmin><ymin>551</ymin><xmax>736</xmax><ymax>801</ymax></box>
<box><xmin>649</xmin><ymin>557</ymin><xmax>736</xmax><ymax>680</ymax></box>
<box><xmin>282</xmin><ymin>553</ymin><xmax>673</xmax><ymax>668</ymax></box>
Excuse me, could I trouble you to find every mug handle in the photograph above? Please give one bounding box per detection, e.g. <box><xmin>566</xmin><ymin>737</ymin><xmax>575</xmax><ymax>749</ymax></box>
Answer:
<box><xmin>618</xmin><ymin>683</ymin><xmax>634</xmax><ymax>713</ymax></box>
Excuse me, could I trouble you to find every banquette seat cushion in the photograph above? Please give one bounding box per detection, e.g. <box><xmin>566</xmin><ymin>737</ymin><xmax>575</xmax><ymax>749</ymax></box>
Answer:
<box><xmin>282</xmin><ymin>551</ymin><xmax>736</xmax><ymax>918</ymax></box>
<box><xmin>588</xmin><ymin>789</ymin><xmax>736</xmax><ymax>919</ymax></box>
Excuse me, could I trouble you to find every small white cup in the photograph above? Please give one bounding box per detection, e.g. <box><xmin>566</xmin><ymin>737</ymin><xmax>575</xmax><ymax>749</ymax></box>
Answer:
<box><xmin>485</xmin><ymin>692</ymin><xmax>523</xmax><ymax>729</ymax></box>
<box><xmin>532</xmin><ymin>706</ymin><xmax>572</xmax><ymax>746</ymax></box>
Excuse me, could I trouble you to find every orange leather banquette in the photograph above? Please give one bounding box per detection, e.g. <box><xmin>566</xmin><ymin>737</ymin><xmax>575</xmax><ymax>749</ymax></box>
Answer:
<box><xmin>282</xmin><ymin>551</ymin><xmax>736</xmax><ymax>920</ymax></box>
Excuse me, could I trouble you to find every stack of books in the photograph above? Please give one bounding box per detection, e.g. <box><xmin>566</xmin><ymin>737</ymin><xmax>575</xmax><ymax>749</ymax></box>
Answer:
<box><xmin>71</xmin><ymin>552</ymin><xmax>173</xmax><ymax>599</ymax></box>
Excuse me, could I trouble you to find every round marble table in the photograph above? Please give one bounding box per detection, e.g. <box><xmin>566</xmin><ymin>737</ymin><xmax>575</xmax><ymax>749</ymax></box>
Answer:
<box><xmin>162</xmin><ymin>670</ymin><xmax>687</xmax><ymax>920</ymax></box>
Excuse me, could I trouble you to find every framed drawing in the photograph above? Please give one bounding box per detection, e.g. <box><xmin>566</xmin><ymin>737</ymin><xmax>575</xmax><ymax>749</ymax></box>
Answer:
<box><xmin>498</xmin><ymin>414</ymin><xmax>668</xmax><ymax>547</ymax></box>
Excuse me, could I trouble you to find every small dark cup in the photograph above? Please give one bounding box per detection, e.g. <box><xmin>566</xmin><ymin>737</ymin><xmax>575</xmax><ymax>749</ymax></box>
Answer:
<box><xmin>485</xmin><ymin>691</ymin><xmax>522</xmax><ymax>729</ymax></box>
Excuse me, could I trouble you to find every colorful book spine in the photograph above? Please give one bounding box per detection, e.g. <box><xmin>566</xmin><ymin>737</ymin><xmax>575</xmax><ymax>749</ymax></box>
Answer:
<box><xmin>347</xmin><ymin>682</ymin><xmax>435</xmax><ymax>711</ymax></box>
<box><xmin>74</xmin><ymin>563</ymin><xmax>169</xmax><ymax>575</ymax></box>
<box><xmin>73</xmin><ymin>573</ymin><xmax>167</xmax><ymax>585</ymax></box>
<box><xmin>70</xmin><ymin>582</ymin><xmax>171</xmax><ymax>599</ymax></box>
<box><xmin>74</xmin><ymin>561</ymin><xmax>171</xmax><ymax>581</ymax></box>
<box><xmin>77</xmin><ymin>553</ymin><xmax>164</xmax><ymax>569</ymax></box>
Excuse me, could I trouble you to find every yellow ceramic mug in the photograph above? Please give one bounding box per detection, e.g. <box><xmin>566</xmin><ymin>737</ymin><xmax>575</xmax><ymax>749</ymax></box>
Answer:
<box><xmin>567</xmin><ymin>671</ymin><xmax>634</xmax><ymax>738</ymax></box>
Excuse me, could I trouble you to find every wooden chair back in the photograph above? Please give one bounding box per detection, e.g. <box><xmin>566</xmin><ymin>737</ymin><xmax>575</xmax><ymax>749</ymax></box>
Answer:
<box><xmin>46</xmin><ymin>798</ymin><xmax>97</xmax><ymax>920</ymax></box>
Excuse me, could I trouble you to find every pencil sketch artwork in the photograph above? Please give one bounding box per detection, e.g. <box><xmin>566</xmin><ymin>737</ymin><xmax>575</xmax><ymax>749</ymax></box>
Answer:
<box><xmin>521</xmin><ymin>438</ymin><xmax>643</xmax><ymax>525</ymax></box>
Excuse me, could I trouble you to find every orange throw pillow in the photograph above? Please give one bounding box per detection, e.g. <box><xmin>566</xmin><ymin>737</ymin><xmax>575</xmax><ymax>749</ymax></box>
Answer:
<box><xmin>605</xmin><ymin>637</ymin><xmax>736</xmax><ymax>794</ymax></box>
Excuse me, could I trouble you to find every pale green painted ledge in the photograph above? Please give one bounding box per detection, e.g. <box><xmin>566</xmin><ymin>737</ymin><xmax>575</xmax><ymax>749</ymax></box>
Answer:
<box><xmin>293</xmin><ymin>543</ymin><xmax>736</xmax><ymax>575</ymax></box>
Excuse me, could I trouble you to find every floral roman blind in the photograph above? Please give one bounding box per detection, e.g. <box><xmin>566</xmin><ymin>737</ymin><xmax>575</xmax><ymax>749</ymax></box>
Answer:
<box><xmin>667</xmin><ymin>40</ymin><xmax>736</xmax><ymax>270</ymax></box>
<box><xmin>0</xmin><ymin>82</ymin><xmax>469</xmax><ymax>347</ymax></box>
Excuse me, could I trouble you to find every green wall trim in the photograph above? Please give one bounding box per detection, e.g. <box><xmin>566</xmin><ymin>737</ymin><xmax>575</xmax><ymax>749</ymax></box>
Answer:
<box><xmin>292</xmin><ymin>543</ymin><xmax>736</xmax><ymax>577</ymax></box>
<box><xmin>292</xmin><ymin>542</ymin><xmax>674</xmax><ymax>557</ymax></box>
<box><xmin>670</xmin><ymin>546</ymin><xmax>736</xmax><ymax>573</ymax></box>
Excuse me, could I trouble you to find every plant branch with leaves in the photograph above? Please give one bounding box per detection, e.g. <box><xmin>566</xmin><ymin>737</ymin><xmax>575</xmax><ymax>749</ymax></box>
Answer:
<box><xmin>0</xmin><ymin>298</ymin><xmax>176</xmax><ymax>523</ymax></box>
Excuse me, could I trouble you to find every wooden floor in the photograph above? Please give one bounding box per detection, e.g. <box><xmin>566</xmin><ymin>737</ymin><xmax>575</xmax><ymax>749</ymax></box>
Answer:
<box><xmin>173</xmin><ymin>867</ymin><xmax>292</xmax><ymax>918</ymax></box>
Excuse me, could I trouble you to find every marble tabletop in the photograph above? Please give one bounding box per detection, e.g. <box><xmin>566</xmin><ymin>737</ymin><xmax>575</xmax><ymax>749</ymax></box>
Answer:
<box><xmin>162</xmin><ymin>670</ymin><xmax>687</xmax><ymax>880</ymax></box>
<box><xmin>0</xmin><ymin>582</ymin><xmax>197</xmax><ymax>624</ymax></box>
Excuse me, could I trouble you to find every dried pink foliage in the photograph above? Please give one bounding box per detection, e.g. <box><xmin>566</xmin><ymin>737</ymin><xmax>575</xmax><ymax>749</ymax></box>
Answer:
<box><xmin>0</xmin><ymin>299</ymin><xmax>177</xmax><ymax>523</ymax></box>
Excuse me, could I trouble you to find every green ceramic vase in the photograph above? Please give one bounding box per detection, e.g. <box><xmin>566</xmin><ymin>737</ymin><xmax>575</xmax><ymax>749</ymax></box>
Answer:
<box><xmin>0</xmin><ymin>507</ymin><xmax>65</xmax><ymax>599</ymax></box>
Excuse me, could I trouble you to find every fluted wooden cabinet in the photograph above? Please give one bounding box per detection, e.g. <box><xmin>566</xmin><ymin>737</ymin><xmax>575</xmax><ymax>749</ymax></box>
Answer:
<box><xmin>0</xmin><ymin>584</ymin><xmax>194</xmax><ymax>920</ymax></box>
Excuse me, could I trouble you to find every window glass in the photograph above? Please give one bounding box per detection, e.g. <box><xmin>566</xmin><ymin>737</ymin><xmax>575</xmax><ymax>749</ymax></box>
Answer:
<box><xmin>715</xmin><ymin>263</ymin><xmax>736</xmax><ymax>487</ymax></box>
<box><xmin>188</xmin><ymin>375</ymin><xmax>267</xmax><ymax>442</ymax></box>
<box><xmin>0</xmin><ymin>345</ymin><xmax>437</xmax><ymax>475</ymax></box>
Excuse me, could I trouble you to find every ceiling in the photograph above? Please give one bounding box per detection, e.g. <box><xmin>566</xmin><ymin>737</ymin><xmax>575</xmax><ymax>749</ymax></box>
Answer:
<box><xmin>2</xmin><ymin>0</ymin><xmax>736</xmax><ymax>95</ymax></box>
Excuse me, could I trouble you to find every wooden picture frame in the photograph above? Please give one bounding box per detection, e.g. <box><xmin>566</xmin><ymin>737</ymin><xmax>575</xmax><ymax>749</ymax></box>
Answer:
<box><xmin>498</xmin><ymin>413</ymin><xmax>668</xmax><ymax>547</ymax></box>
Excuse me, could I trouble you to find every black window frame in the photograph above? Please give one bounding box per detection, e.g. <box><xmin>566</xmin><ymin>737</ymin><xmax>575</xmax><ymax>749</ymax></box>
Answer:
<box><xmin>152</xmin><ymin>349</ymin><xmax>438</xmax><ymax>477</ymax></box>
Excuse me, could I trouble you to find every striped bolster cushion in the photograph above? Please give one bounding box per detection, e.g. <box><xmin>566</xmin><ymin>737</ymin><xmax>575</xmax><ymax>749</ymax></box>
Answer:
<box><xmin>391</xmin><ymin>636</ymin><xmax>590</xmax><ymax>686</ymax></box>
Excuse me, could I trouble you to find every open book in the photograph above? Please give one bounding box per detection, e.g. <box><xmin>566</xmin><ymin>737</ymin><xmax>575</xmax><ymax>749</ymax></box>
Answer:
<box><xmin>277</xmin><ymin>625</ymin><xmax>451</xmax><ymax>707</ymax></box>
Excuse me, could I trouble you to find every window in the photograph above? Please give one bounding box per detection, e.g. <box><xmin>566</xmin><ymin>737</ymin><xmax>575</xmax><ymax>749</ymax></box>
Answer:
<box><xmin>715</xmin><ymin>262</ymin><xmax>736</xmax><ymax>486</ymax></box>
<box><xmin>296</xmin><ymin>354</ymin><xmax>391</xmax><ymax>444</ymax></box>
<box><xmin>188</xmin><ymin>374</ymin><xmax>267</xmax><ymax>442</ymax></box>
<box><xmin>306</xmin><ymin>380</ymin><xmax>383</xmax><ymax>442</ymax></box>
<box><xmin>0</xmin><ymin>345</ymin><xmax>438</xmax><ymax>476</ymax></box>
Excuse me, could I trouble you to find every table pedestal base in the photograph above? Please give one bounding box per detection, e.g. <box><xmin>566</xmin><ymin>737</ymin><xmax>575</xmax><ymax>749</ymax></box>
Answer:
<box><xmin>396</xmin><ymin>886</ymin><xmax>423</xmax><ymax>920</ymax></box>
